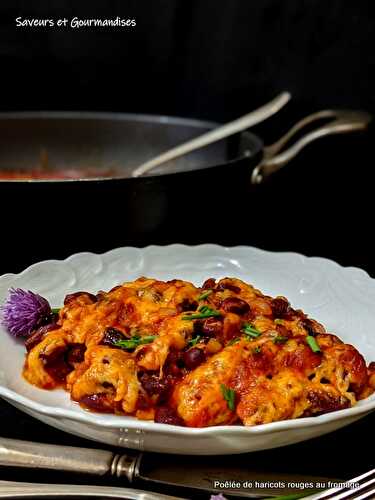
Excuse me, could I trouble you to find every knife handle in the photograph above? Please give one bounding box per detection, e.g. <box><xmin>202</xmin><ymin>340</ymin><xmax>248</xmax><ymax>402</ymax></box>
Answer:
<box><xmin>0</xmin><ymin>437</ymin><xmax>141</xmax><ymax>482</ymax></box>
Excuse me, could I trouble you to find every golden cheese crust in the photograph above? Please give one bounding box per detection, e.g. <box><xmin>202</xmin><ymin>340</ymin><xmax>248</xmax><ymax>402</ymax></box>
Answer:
<box><xmin>23</xmin><ymin>277</ymin><xmax>375</xmax><ymax>427</ymax></box>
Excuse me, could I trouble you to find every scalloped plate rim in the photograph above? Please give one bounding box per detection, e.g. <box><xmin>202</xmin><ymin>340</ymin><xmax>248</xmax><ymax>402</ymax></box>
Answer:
<box><xmin>0</xmin><ymin>244</ymin><xmax>373</xmax><ymax>281</ymax></box>
<box><xmin>0</xmin><ymin>244</ymin><xmax>374</xmax><ymax>439</ymax></box>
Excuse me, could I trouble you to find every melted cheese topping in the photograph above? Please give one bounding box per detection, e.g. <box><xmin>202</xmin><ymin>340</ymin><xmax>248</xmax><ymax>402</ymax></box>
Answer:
<box><xmin>23</xmin><ymin>276</ymin><xmax>375</xmax><ymax>427</ymax></box>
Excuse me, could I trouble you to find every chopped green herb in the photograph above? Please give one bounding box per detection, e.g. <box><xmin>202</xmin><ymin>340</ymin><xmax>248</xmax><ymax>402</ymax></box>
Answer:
<box><xmin>51</xmin><ymin>308</ymin><xmax>61</xmax><ymax>315</ymax></box>
<box><xmin>253</xmin><ymin>346</ymin><xmax>262</xmax><ymax>354</ymax></box>
<box><xmin>274</xmin><ymin>319</ymin><xmax>284</xmax><ymax>325</ymax></box>
<box><xmin>273</xmin><ymin>335</ymin><xmax>288</xmax><ymax>344</ymax></box>
<box><xmin>228</xmin><ymin>337</ymin><xmax>240</xmax><ymax>346</ymax></box>
<box><xmin>182</xmin><ymin>305</ymin><xmax>221</xmax><ymax>320</ymax></box>
<box><xmin>197</xmin><ymin>289</ymin><xmax>213</xmax><ymax>301</ymax></box>
<box><xmin>220</xmin><ymin>384</ymin><xmax>236</xmax><ymax>411</ymax></box>
<box><xmin>242</xmin><ymin>323</ymin><xmax>261</xmax><ymax>339</ymax></box>
<box><xmin>200</xmin><ymin>305</ymin><xmax>218</xmax><ymax>314</ymax></box>
<box><xmin>306</xmin><ymin>335</ymin><xmax>321</xmax><ymax>353</ymax></box>
<box><xmin>188</xmin><ymin>335</ymin><xmax>202</xmax><ymax>347</ymax></box>
<box><xmin>115</xmin><ymin>335</ymin><xmax>156</xmax><ymax>351</ymax></box>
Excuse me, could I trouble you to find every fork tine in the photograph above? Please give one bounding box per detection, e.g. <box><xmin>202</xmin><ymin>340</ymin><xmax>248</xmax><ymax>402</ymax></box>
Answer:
<box><xmin>329</xmin><ymin>474</ymin><xmax>375</xmax><ymax>499</ymax></box>
<box><xmin>351</xmin><ymin>488</ymin><xmax>375</xmax><ymax>500</ymax></box>
<box><xmin>303</xmin><ymin>469</ymin><xmax>375</xmax><ymax>500</ymax></box>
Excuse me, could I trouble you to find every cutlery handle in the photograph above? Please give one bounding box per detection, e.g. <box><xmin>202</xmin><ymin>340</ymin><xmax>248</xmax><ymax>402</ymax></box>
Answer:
<box><xmin>0</xmin><ymin>437</ymin><xmax>141</xmax><ymax>481</ymax></box>
<box><xmin>0</xmin><ymin>481</ymin><xmax>185</xmax><ymax>500</ymax></box>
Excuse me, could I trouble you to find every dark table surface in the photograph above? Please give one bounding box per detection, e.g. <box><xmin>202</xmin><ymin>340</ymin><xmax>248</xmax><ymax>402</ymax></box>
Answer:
<box><xmin>0</xmin><ymin>396</ymin><xmax>373</xmax><ymax>499</ymax></box>
<box><xmin>0</xmin><ymin>119</ymin><xmax>374</xmax><ymax>499</ymax></box>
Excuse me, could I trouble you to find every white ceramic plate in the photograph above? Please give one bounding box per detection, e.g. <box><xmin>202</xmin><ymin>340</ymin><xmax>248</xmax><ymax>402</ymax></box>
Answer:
<box><xmin>0</xmin><ymin>244</ymin><xmax>374</xmax><ymax>455</ymax></box>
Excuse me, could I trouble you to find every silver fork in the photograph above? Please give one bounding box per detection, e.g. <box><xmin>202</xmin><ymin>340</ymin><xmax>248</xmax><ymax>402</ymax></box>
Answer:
<box><xmin>302</xmin><ymin>469</ymin><xmax>375</xmax><ymax>500</ymax></box>
<box><xmin>0</xmin><ymin>481</ymin><xmax>186</xmax><ymax>499</ymax></box>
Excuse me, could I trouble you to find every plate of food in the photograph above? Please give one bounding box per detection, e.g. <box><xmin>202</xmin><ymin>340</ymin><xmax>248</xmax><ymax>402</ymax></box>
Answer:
<box><xmin>0</xmin><ymin>244</ymin><xmax>374</xmax><ymax>455</ymax></box>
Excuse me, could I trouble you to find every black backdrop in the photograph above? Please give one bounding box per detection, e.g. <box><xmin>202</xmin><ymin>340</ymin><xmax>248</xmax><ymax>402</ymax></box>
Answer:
<box><xmin>0</xmin><ymin>1</ymin><xmax>374</xmax><ymax>493</ymax></box>
<box><xmin>0</xmin><ymin>0</ymin><xmax>374</xmax><ymax>272</ymax></box>
<box><xmin>1</xmin><ymin>1</ymin><xmax>374</xmax><ymax>119</ymax></box>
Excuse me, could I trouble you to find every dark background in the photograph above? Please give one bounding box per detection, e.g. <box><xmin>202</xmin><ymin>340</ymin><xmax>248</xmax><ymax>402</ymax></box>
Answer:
<box><xmin>0</xmin><ymin>0</ymin><xmax>375</xmax><ymax>275</ymax></box>
<box><xmin>1</xmin><ymin>1</ymin><xmax>374</xmax><ymax>119</ymax></box>
<box><xmin>0</xmin><ymin>1</ymin><xmax>374</xmax><ymax>496</ymax></box>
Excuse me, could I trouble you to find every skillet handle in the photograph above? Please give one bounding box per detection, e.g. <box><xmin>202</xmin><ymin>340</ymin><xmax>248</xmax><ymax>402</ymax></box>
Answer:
<box><xmin>251</xmin><ymin>109</ymin><xmax>372</xmax><ymax>184</ymax></box>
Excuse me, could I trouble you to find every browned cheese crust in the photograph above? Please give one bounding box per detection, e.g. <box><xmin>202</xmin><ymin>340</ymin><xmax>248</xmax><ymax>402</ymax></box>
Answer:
<box><xmin>23</xmin><ymin>277</ymin><xmax>375</xmax><ymax>427</ymax></box>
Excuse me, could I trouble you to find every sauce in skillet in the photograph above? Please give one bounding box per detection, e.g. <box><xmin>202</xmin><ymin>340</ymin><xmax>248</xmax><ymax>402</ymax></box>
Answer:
<box><xmin>0</xmin><ymin>167</ymin><xmax>119</xmax><ymax>180</ymax></box>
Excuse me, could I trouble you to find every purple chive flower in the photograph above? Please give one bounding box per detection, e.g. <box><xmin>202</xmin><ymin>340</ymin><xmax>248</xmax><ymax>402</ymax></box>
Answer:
<box><xmin>0</xmin><ymin>288</ymin><xmax>52</xmax><ymax>337</ymax></box>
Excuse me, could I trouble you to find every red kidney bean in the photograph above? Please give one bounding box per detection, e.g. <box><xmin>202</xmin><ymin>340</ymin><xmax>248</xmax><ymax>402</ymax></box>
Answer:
<box><xmin>64</xmin><ymin>292</ymin><xmax>97</xmax><ymax>306</ymax></box>
<box><xmin>39</xmin><ymin>345</ymin><xmax>73</xmax><ymax>381</ymax></box>
<box><xmin>217</xmin><ymin>280</ymin><xmax>241</xmax><ymax>293</ymax></box>
<box><xmin>221</xmin><ymin>297</ymin><xmax>250</xmax><ymax>315</ymax></box>
<box><xmin>271</xmin><ymin>297</ymin><xmax>292</xmax><ymax>318</ymax></box>
<box><xmin>300</xmin><ymin>318</ymin><xmax>326</xmax><ymax>336</ymax></box>
<box><xmin>139</xmin><ymin>372</ymin><xmax>172</xmax><ymax>401</ymax></box>
<box><xmin>164</xmin><ymin>350</ymin><xmax>185</xmax><ymax>375</ymax></box>
<box><xmin>39</xmin><ymin>345</ymin><xmax>66</xmax><ymax>364</ymax></box>
<box><xmin>80</xmin><ymin>394</ymin><xmax>113</xmax><ymax>413</ymax></box>
<box><xmin>177</xmin><ymin>298</ymin><xmax>198</xmax><ymax>312</ymax></box>
<box><xmin>154</xmin><ymin>406</ymin><xmax>184</xmax><ymax>426</ymax></box>
<box><xmin>300</xmin><ymin>318</ymin><xmax>317</xmax><ymax>336</ymax></box>
<box><xmin>201</xmin><ymin>317</ymin><xmax>223</xmax><ymax>337</ymax></box>
<box><xmin>66</xmin><ymin>343</ymin><xmax>86</xmax><ymax>364</ymax></box>
<box><xmin>193</xmin><ymin>320</ymin><xmax>204</xmax><ymax>335</ymax></box>
<box><xmin>183</xmin><ymin>348</ymin><xmax>205</xmax><ymax>369</ymax></box>
<box><xmin>202</xmin><ymin>278</ymin><xmax>216</xmax><ymax>289</ymax></box>
<box><xmin>25</xmin><ymin>323</ymin><xmax>60</xmax><ymax>352</ymax></box>
<box><xmin>100</xmin><ymin>328</ymin><xmax>126</xmax><ymax>347</ymax></box>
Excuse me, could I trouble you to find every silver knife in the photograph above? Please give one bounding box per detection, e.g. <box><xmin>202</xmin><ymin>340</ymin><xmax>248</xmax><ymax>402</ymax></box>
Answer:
<box><xmin>0</xmin><ymin>437</ymin><xmax>337</xmax><ymax>498</ymax></box>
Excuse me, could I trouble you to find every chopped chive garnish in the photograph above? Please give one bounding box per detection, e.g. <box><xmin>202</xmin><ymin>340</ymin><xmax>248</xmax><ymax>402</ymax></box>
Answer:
<box><xmin>274</xmin><ymin>319</ymin><xmax>284</xmax><ymax>325</ymax></box>
<box><xmin>228</xmin><ymin>337</ymin><xmax>240</xmax><ymax>346</ymax></box>
<box><xmin>115</xmin><ymin>335</ymin><xmax>156</xmax><ymax>350</ymax></box>
<box><xmin>273</xmin><ymin>335</ymin><xmax>288</xmax><ymax>344</ymax></box>
<box><xmin>306</xmin><ymin>335</ymin><xmax>321</xmax><ymax>353</ymax></box>
<box><xmin>242</xmin><ymin>323</ymin><xmax>261</xmax><ymax>339</ymax></box>
<box><xmin>199</xmin><ymin>305</ymin><xmax>217</xmax><ymax>314</ymax></box>
<box><xmin>182</xmin><ymin>305</ymin><xmax>221</xmax><ymax>320</ymax></box>
<box><xmin>188</xmin><ymin>335</ymin><xmax>202</xmax><ymax>347</ymax></box>
<box><xmin>253</xmin><ymin>346</ymin><xmax>262</xmax><ymax>354</ymax></box>
<box><xmin>197</xmin><ymin>289</ymin><xmax>213</xmax><ymax>301</ymax></box>
<box><xmin>220</xmin><ymin>384</ymin><xmax>236</xmax><ymax>411</ymax></box>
